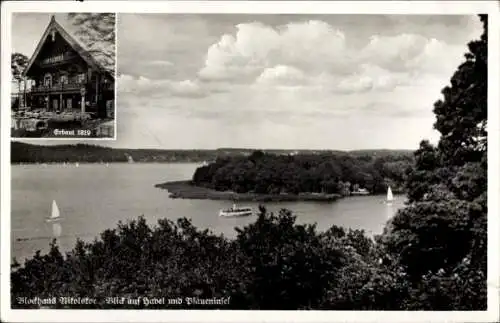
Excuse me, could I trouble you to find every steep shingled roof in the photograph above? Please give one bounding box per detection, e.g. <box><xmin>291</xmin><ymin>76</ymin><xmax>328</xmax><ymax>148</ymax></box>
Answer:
<box><xmin>23</xmin><ymin>15</ymin><xmax>114</xmax><ymax>80</ymax></box>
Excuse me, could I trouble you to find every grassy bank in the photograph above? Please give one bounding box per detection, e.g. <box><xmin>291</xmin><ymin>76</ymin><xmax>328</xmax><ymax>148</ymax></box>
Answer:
<box><xmin>155</xmin><ymin>180</ymin><xmax>341</xmax><ymax>202</ymax></box>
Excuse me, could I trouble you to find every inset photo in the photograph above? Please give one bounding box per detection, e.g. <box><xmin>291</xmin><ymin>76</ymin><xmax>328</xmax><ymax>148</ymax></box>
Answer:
<box><xmin>11</xmin><ymin>13</ymin><xmax>116</xmax><ymax>139</ymax></box>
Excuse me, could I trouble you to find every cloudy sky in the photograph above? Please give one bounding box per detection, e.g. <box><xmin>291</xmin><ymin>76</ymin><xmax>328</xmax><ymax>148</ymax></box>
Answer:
<box><xmin>114</xmin><ymin>14</ymin><xmax>482</xmax><ymax>150</ymax></box>
<box><xmin>18</xmin><ymin>13</ymin><xmax>483</xmax><ymax>150</ymax></box>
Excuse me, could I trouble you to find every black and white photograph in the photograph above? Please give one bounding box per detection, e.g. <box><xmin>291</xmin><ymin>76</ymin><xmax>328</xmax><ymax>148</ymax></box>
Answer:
<box><xmin>1</xmin><ymin>1</ymin><xmax>499</xmax><ymax>323</ymax></box>
<box><xmin>10</xmin><ymin>13</ymin><xmax>116</xmax><ymax>139</ymax></box>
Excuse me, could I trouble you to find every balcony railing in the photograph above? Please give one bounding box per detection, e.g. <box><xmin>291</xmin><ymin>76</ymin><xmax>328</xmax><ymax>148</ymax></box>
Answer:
<box><xmin>30</xmin><ymin>83</ymin><xmax>86</xmax><ymax>94</ymax></box>
<box><xmin>103</xmin><ymin>82</ymin><xmax>114</xmax><ymax>91</ymax></box>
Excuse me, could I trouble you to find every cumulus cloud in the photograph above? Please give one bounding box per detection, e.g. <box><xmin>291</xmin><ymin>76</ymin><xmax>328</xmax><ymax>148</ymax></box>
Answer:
<box><xmin>256</xmin><ymin>65</ymin><xmax>308</xmax><ymax>86</ymax></box>
<box><xmin>198</xmin><ymin>20</ymin><xmax>349</xmax><ymax>82</ymax></box>
<box><xmin>118</xmin><ymin>74</ymin><xmax>208</xmax><ymax>98</ymax></box>
<box><xmin>120</xmin><ymin>18</ymin><xmax>475</xmax><ymax>103</ymax></box>
<box><xmin>197</xmin><ymin>19</ymin><xmax>470</xmax><ymax>96</ymax></box>
<box><xmin>252</xmin><ymin>63</ymin><xmax>408</xmax><ymax>94</ymax></box>
<box><xmin>361</xmin><ymin>34</ymin><xmax>465</xmax><ymax>75</ymax></box>
<box><xmin>334</xmin><ymin>64</ymin><xmax>409</xmax><ymax>93</ymax></box>
<box><xmin>145</xmin><ymin>60</ymin><xmax>174</xmax><ymax>67</ymax></box>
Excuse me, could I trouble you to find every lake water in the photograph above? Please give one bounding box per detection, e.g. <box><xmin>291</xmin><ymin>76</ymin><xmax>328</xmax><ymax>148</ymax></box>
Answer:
<box><xmin>11</xmin><ymin>163</ymin><xmax>405</xmax><ymax>262</ymax></box>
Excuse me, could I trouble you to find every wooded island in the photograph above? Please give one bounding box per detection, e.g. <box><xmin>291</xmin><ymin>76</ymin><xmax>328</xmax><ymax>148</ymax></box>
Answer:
<box><xmin>156</xmin><ymin>150</ymin><xmax>413</xmax><ymax>201</ymax></box>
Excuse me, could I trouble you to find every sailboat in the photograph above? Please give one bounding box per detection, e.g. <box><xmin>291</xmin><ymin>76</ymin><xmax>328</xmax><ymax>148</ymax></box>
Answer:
<box><xmin>386</xmin><ymin>186</ymin><xmax>394</xmax><ymax>205</ymax></box>
<box><xmin>46</xmin><ymin>200</ymin><xmax>62</xmax><ymax>222</ymax></box>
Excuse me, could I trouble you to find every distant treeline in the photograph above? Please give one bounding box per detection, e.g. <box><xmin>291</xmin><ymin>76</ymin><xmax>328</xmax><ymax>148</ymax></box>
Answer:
<box><xmin>192</xmin><ymin>150</ymin><xmax>414</xmax><ymax>195</ymax></box>
<box><xmin>11</xmin><ymin>142</ymin><xmax>218</xmax><ymax>163</ymax></box>
<box><xmin>11</xmin><ymin>142</ymin><xmax>414</xmax><ymax>167</ymax></box>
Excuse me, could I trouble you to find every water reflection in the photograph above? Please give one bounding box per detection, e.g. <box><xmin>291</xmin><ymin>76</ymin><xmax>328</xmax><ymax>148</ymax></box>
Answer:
<box><xmin>52</xmin><ymin>222</ymin><xmax>62</xmax><ymax>238</ymax></box>
<box><xmin>386</xmin><ymin>203</ymin><xmax>395</xmax><ymax>219</ymax></box>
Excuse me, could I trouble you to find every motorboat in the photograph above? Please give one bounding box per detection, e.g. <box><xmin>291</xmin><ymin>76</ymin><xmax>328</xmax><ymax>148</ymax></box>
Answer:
<box><xmin>219</xmin><ymin>204</ymin><xmax>253</xmax><ymax>217</ymax></box>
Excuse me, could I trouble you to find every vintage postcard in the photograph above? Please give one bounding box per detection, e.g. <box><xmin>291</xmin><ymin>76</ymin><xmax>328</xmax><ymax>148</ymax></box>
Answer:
<box><xmin>1</xmin><ymin>1</ymin><xmax>499</xmax><ymax>323</ymax></box>
<box><xmin>10</xmin><ymin>12</ymin><xmax>116</xmax><ymax>139</ymax></box>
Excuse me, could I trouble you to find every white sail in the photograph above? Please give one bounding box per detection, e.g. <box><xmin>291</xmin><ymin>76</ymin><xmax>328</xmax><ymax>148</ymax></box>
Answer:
<box><xmin>387</xmin><ymin>186</ymin><xmax>394</xmax><ymax>202</ymax></box>
<box><xmin>51</xmin><ymin>200</ymin><xmax>61</xmax><ymax>219</ymax></box>
<box><xmin>125</xmin><ymin>153</ymin><xmax>134</xmax><ymax>163</ymax></box>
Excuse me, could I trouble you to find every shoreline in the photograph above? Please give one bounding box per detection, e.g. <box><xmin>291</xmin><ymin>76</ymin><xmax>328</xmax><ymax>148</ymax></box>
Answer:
<box><xmin>11</xmin><ymin>161</ymin><xmax>202</xmax><ymax>165</ymax></box>
<box><xmin>155</xmin><ymin>180</ymin><xmax>343</xmax><ymax>202</ymax></box>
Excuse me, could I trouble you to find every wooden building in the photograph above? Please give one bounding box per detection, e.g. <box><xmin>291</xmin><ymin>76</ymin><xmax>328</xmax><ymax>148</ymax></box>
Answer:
<box><xmin>22</xmin><ymin>15</ymin><xmax>114</xmax><ymax>118</ymax></box>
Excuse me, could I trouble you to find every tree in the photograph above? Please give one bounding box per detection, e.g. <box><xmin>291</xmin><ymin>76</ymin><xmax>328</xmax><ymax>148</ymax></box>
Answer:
<box><xmin>191</xmin><ymin>150</ymin><xmax>413</xmax><ymax>196</ymax></box>
<box><xmin>11</xmin><ymin>52</ymin><xmax>28</xmax><ymax>110</ymax></box>
<box><xmin>405</xmin><ymin>140</ymin><xmax>443</xmax><ymax>203</ymax></box>
<box><xmin>67</xmin><ymin>13</ymin><xmax>116</xmax><ymax>76</ymax></box>
<box><xmin>234</xmin><ymin>206</ymin><xmax>344</xmax><ymax>309</ymax></box>
<box><xmin>380</xmin><ymin>14</ymin><xmax>487</xmax><ymax>309</ymax></box>
<box><xmin>433</xmin><ymin>14</ymin><xmax>487</xmax><ymax>166</ymax></box>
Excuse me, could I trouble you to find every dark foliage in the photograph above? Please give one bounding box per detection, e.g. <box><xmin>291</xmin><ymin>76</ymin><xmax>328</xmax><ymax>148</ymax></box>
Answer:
<box><xmin>11</xmin><ymin>52</ymin><xmax>29</xmax><ymax>111</ymax></box>
<box><xmin>12</xmin><ymin>142</ymin><xmax>222</xmax><ymax>164</ymax></box>
<box><xmin>378</xmin><ymin>14</ymin><xmax>487</xmax><ymax>309</ymax></box>
<box><xmin>192</xmin><ymin>151</ymin><xmax>413</xmax><ymax>195</ymax></box>
<box><xmin>11</xmin><ymin>52</ymin><xmax>29</xmax><ymax>82</ymax></box>
<box><xmin>67</xmin><ymin>13</ymin><xmax>116</xmax><ymax>75</ymax></box>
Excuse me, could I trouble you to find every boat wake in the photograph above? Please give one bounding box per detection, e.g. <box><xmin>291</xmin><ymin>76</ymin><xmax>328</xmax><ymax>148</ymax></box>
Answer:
<box><xmin>15</xmin><ymin>235</ymin><xmax>62</xmax><ymax>242</ymax></box>
<box><xmin>15</xmin><ymin>232</ymin><xmax>95</xmax><ymax>242</ymax></box>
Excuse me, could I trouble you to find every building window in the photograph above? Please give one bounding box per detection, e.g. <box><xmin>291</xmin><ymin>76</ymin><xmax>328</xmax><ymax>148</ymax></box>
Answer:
<box><xmin>76</xmin><ymin>73</ymin><xmax>86</xmax><ymax>83</ymax></box>
<box><xmin>44</xmin><ymin>74</ymin><xmax>52</xmax><ymax>87</ymax></box>
<box><xmin>60</xmin><ymin>74</ymin><xmax>68</xmax><ymax>84</ymax></box>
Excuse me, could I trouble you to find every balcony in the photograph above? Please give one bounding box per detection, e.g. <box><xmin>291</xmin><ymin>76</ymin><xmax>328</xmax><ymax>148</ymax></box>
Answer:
<box><xmin>103</xmin><ymin>82</ymin><xmax>114</xmax><ymax>92</ymax></box>
<box><xmin>30</xmin><ymin>83</ymin><xmax>87</xmax><ymax>94</ymax></box>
